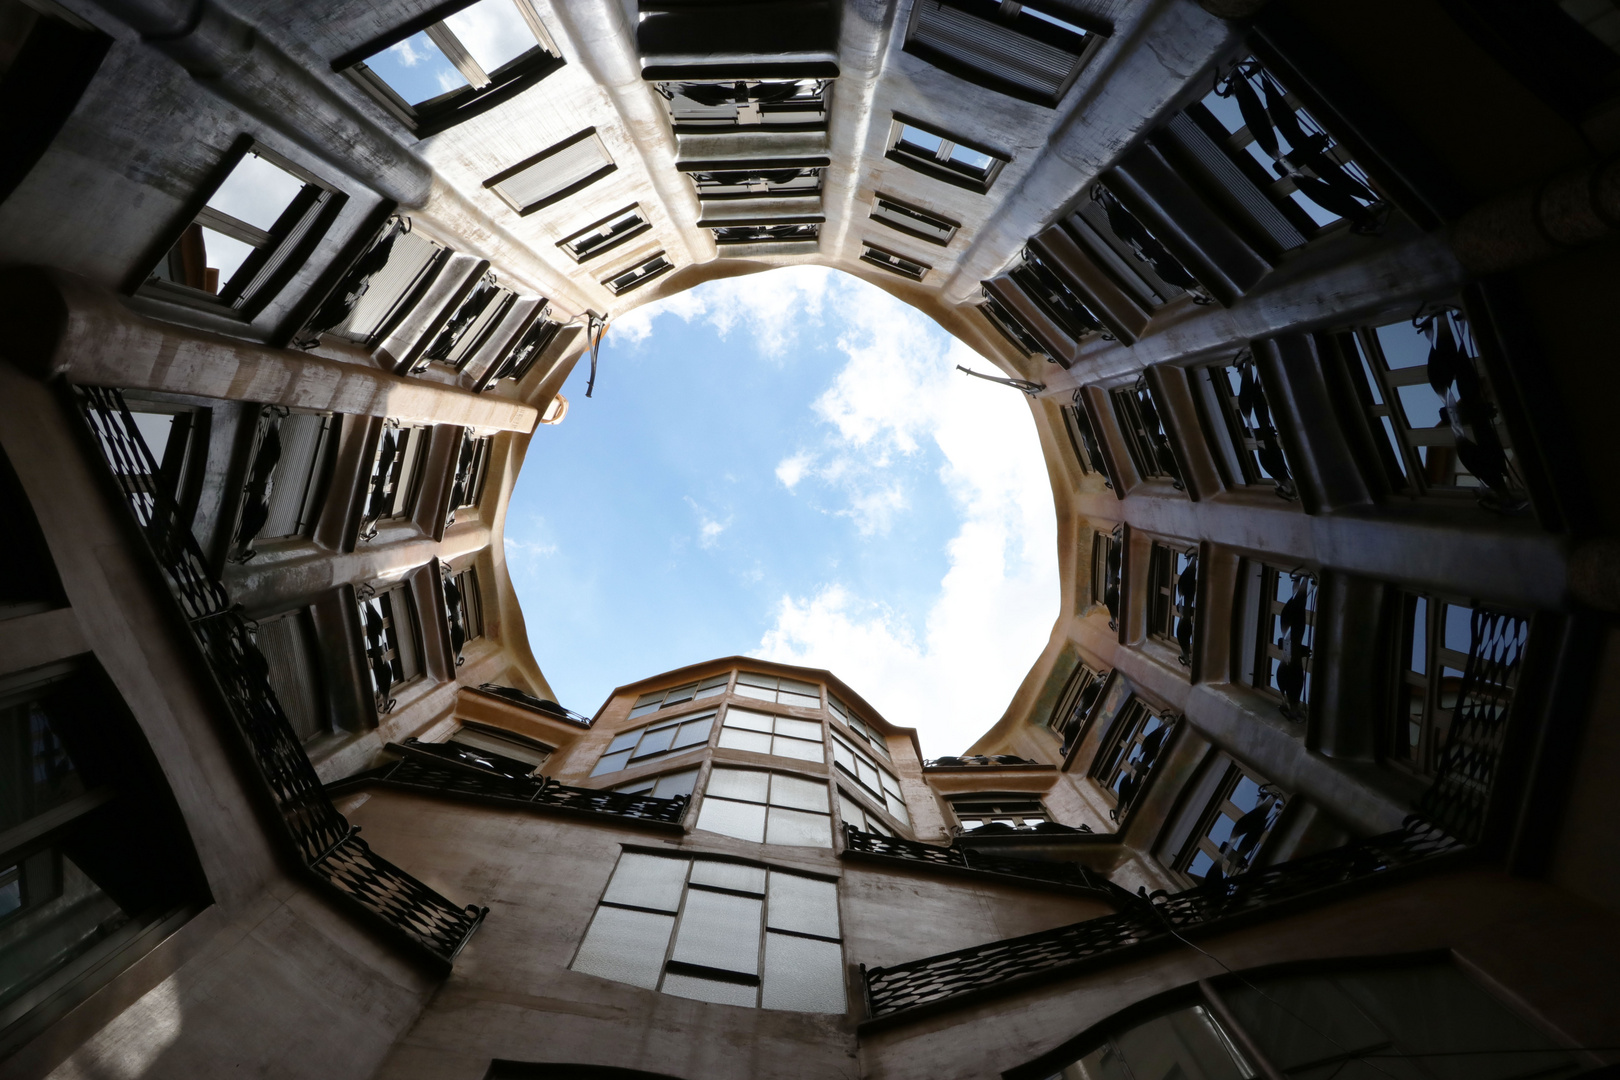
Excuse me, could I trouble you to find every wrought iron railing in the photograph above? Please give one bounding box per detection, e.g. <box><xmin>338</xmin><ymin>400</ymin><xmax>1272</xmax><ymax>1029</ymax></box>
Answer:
<box><xmin>843</xmin><ymin>826</ymin><xmax>1123</xmax><ymax>899</ymax></box>
<box><xmin>333</xmin><ymin>750</ymin><xmax>689</xmax><ymax>827</ymax></box>
<box><xmin>862</xmin><ymin>819</ymin><xmax>1462</xmax><ymax>1021</ymax></box>
<box><xmin>861</xmin><ymin>605</ymin><xmax>1530</xmax><ymax>1021</ymax></box>
<box><xmin>924</xmin><ymin>754</ymin><xmax>1042</xmax><ymax>768</ymax></box>
<box><xmin>474</xmin><ymin>683</ymin><xmax>592</xmax><ymax>726</ymax></box>
<box><xmin>76</xmin><ymin>385</ymin><xmax>485</xmax><ymax>971</ymax></box>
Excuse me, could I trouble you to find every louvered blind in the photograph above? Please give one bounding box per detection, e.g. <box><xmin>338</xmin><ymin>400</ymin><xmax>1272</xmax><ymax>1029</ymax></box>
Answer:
<box><xmin>262</xmin><ymin>412</ymin><xmax>333</xmax><ymax>539</ymax></box>
<box><xmin>910</xmin><ymin>1</ymin><xmax>1080</xmax><ymax>101</ymax></box>
<box><xmin>256</xmin><ymin>611</ymin><xmax>327</xmax><ymax>743</ymax></box>
<box><xmin>340</xmin><ymin>230</ymin><xmax>443</xmax><ymax>342</ymax></box>
<box><xmin>1164</xmin><ymin>112</ymin><xmax>1305</xmax><ymax>253</ymax></box>
<box><xmin>494</xmin><ymin>136</ymin><xmax>611</xmax><ymax>210</ymax></box>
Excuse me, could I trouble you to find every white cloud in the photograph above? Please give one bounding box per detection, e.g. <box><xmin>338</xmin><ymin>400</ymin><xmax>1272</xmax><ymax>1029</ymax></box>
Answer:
<box><xmin>607</xmin><ymin>266</ymin><xmax>833</xmax><ymax>358</ymax></box>
<box><xmin>388</xmin><ymin>38</ymin><xmax>427</xmax><ymax>66</ymax></box>
<box><xmin>775</xmin><ymin>452</ymin><xmax>812</xmax><ymax>490</ymax></box>
<box><xmin>685</xmin><ymin>496</ymin><xmax>731</xmax><ymax>549</ymax></box>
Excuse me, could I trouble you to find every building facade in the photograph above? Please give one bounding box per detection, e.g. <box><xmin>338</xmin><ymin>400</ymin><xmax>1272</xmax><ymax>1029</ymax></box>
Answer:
<box><xmin>2</xmin><ymin>0</ymin><xmax>1620</xmax><ymax>1076</ymax></box>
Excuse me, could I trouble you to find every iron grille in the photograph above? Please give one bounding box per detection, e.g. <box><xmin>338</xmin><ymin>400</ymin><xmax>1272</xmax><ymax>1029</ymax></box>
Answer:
<box><xmin>335</xmin><ymin>751</ymin><xmax>689</xmax><ymax>827</ymax></box>
<box><xmin>74</xmin><ymin>385</ymin><xmax>485</xmax><ymax>971</ymax></box>
<box><xmin>862</xmin><ymin>819</ymin><xmax>1462</xmax><ymax>1021</ymax></box>
<box><xmin>843</xmin><ymin>826</ymin><xmax>1124</xmax><ymax>900</ymax></box>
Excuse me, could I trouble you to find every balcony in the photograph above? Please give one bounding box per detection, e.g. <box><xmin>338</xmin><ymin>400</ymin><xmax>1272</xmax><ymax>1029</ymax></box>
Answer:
<box><xmin>841</xmin><ymin>825</ymin><xmax>1124</xmax><ymax>902</ymax></box>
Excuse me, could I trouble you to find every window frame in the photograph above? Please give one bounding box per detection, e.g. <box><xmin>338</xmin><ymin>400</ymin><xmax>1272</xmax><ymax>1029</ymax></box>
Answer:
<box><xmin>590</xmin><ymin>709</ymin><xmax>719</xmax><ymax>777</ymax></box>
<box><xmin>885</xmin><ymin>115</ymin><xmax>1009</xmax><ymax>193</ymax></box>
<box><xmin>948</xmin><ymin>793</ymin><xmax>1053</xmax><ymax>833</ymax></box>
<box><xmin>827</xmin><ymin>694</ymin><xmax>892</xmax><ymax>762</ymax></box>
<box><xmin>979</xmin><ymin>287</ymin><xmax>1046</xmax><ymax>358</ymax></box>
<box><xmin>859</xmin><ymin>242</ymin><xmax>930</xmax><ymax>281</ymax></box>
<box><xmin>138</xmin><ymin>138</ymin><xmax>346</xmax><ymax>321</ymax></box>
<box><xmin>683</xmin><ymin>160</ymin><xmax>826</xmax><ymax>200</ymax></box>
<box><xmin>1146</xmin><ymin>541</ymin><xmax>1198</xmax><ymax>667</ymax></box>
<box><xmin>360</xmin><ymin>420</ymin><xmax>431</xmax><ymax>537</ymax></box>
<box><xmin>358</xmin><ymin>580</ymin><xmax>424</xmax><ymax>714</ymax></box>
<box><xmin>333</xmin><ymin>0</ymin><xmax>565</xmax><ymax>138</ymax></box>
<box><xmin>717</xmin><ymin>704</ymin><xmax>826</xmax><ymax>763</ymax></box>
<box><xmin>711</xmin><ymin>222</ymin><xmax>821</xmax><ymax>245</ymax></box>
<box><xmin>603</xmin><ymin>252</ymin><xmax>673</xmax><ymax>295</ymax></box>
<box><xmin>1172</xmin><ymin>761</ymin><xmax>1287</xmax><ymax>882</ymax></box>
<box><xmin>1196</xmin><ymin>352</ymin><xmax>1297</xmax><ymax>498</ymax></box>
<box><xmin>557</xmin><ymin>204</ymin><xmax>652</xmax><ymax>263</ymax></box>
<box><xmin>1111</xmin><ymin>376</ymin><xmax>1185</xmax><ymax>489</ymax></box>
<box><xmin>696</xmin><ymin>766</ymin><xmax>835</xmax><ymax>848</ymax></box>
<box><xmin>869</xmin><ymin>192</ymin><xmax>959</xmax><ymax>246</ymax></box>
<box><xmin>829</xmin><ymin>729</ymin><xmax>910</xmax><ymax>828</ymax></box>
<box><xmin>1090</xmin><ymin>696</ymin><xmax>1175</xmax><ymax>826</ymax></box>
<box><xmin>1090</xmin><ymin>525</ymin><xmax>1123</xmax><ymax>628</ymax></box>
<box><xmin>1246</xmin><ymin>564</ymin><xmax>1316</xmax><ymax>720</ymax></box>
<box><xmin>1060</xmin><ymin>391</ymin><xmax>1108</xmax><ymax>481</ymax></box>
<box><xmin>658</xmin><ymin>78</ymin><xmax>833</xmax><ymax>132</ymax></box>
<box><xmin>902</xmin><ymin>0</ymin><xmax>1102</xmax><ymax>107</ymax></box>
<box><xmin>628</xmin><ymin>674</ymin><xmax>731</xmax><ymax>719</ymax></box>
<box><xmin>485</xmin><ymin>128</ymin><xmax>617</xmax><ymax>216</ymax></box>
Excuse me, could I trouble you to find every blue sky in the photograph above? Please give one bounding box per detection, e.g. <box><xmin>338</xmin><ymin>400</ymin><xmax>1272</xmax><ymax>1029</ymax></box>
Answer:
<box><xmin>503</xmin><ymin>267</ymin><xmax>1056</xmax><ymax>756</ymax></box>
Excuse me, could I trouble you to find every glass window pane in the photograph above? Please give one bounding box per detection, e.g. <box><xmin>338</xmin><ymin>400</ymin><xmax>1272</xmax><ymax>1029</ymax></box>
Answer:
<box><xmin>878</xmin><ymin>769</ymin><xmax>903</xmax><ymax>800</ymax></box>
<box><xmin>601</xmin><ymin>852</ymin><xmax>687</xmax><ymax>912</ymax></box>
<box><xmin>778</xmin><ymin>677</ymin><xmax>819</xmax><ymax>696</ymax></box>
<box><xmin>590</xmin><ymin>749</ymin><xmax>632</xmax><ymax>776</ymax></box>
<box><xmin>765</xmin><ymin>806</ymin><xmax>830</xmax><ymax>847</ymax></box>
<box><xmin>707</xmin><ymin>766</ymin><xmax>769</xmax><ymax>802</ymax></box>
<box><xmin>198</xmin><ymin>228</ymin><xmax>255</xmax><ymax>285</ymax></box>
<box><xmin>1112</xmin><ymin>1006</ymin><xmax>1253</xmax><ymax>1080</ymax></box>
<box><xmin>838</xmin><ymin>793</ymin><xmax>867</xmax><ymax>830</ymax></box>
<box><xmin>442</xmin><ymin>0</ymin><xmax>537</xmax><ymax>74</ymax></box>
<box><xmin>900</xmin><ymin>125</ymin><xmax>943</xmax><ymax>154</ymax></box>
<box><xmin>672</xmin><ymin>715</ymin><xmax>713</xmax><ymax>748</ymax></box>
<box><xmin>697</xmin><ymin>797</ymin><xmax>767</xmax><ymax>842</ymax></box>
<box><xmin>761</xmin><ymin>933</ymin><xmax>845</xmax><ymax>1013</ymax></box>
<box><xmin>1443</xmin><ymin>603</ymin><xmax>1473</xmax><ymax>654</ymax></box>
<box><xmin>633</xmin><ymin>724</ymin><xmax>677</xmax><ymax>758</ymax></box>
<box><xmin>777</xmin><ymin>691</ymin><xmax>821</xmax><ymax>709</ymax></box>
<box><xmin>650</xmin><ymin>769</ymin><xmax>699</xmax><ymax>799</ymax></box>
<box><xmin>627</xmin><ymin>701</ymin><xmax>661</xmax><ymax>719</ymax></box>
<box><xmin>690</xmin><ymin>859</ymin><xmax>767</xmax><ymax>895</ymax></box>
<box><xmin>718</xmin><ymin>727</ymin><xmax>773</xmax><ymax>754</ymax></box>
<box><xmin>1396</xmin><ymin>383</ymin><xmax>1447</xmax><ymax>431</ymax></box>
<box><xmin>884</xmin><ymin>795</ymin><xmax>910</xmax><ymax>828</ymax></box>
<box><xmin>661</xmin><ymin>972</ymin><xmax>757</xmax><ymax>1007</ymax></box>
<box><xmin>769</xmin><ymin>773</ymin><xmax>828</xmax><ymax>811</ymax></box>
<box><xmin>775</xmin><ymin>717</ymin><xmax>823</xmax><ymax>741</ymax></box>
<box><xmin>949</xmin><ymin>144</ymin><xmax>993</xmax><ymax>171</ymax></box>
<box><xmin>1375</xmin><ymin>322</ymin><xmax>1431</xmax><ymax>369</ymax></box>
<box><xmin>570</xmin><ymin>906</ymin><xmax>674</xmax><ymax>989</ymax></box>
<box><xmin>670</xmin><ymin>888</ymin><xmax>763</xmax><ymax>975</ymax></box>
<box><xmin>734</xmin><ymin>684</ymin><xmax>776</xmax><ymax>702</ymax></box>
<box><xmin>724</xmin><ymin>707</ymin><xmax>775</xmax><ymax>732</ymax></box>
<box><xmin>365</xmin><ymin>32</ymin><xmax>468</xmax><ymax>106</ymax></box>
<box><xmin>772</xmin><ymin>736</ymin><xmax>824</xmax><ymax>762</ymax></box>
<box><xmin>736</xmin><ymin>671</ymin><xmax>777</xmax><ymax>688</ymax></box>
<box><xmin>766</xmin><ymin>872</ymin><xmax>839</xmax><ymax>938</ymax></box>
<box><xmin>856</xmin><ymin>759</ymin><xmax>882</xmax><ymax>792</ymax></box>
<box><xmin>207</xmin><ymin>153</ymin><xmax>305</xmax><ymax>231</ymax></box>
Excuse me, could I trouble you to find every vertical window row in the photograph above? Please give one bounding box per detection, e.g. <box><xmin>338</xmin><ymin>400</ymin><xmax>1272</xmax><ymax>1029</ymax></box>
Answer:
<box><xmin>697</xmin><ymin>767</ymin><xmax>832</xmax><ymax>847</ymax></box>
<box><xmin>358</xmin><ymin>582</ymin><xmax>422</xmax><ymax>714</ymax></box>
<box><xmin>830</xmin><ymin>731</ymin><xmax>910</xmax><ymax>827</ymax></box>
<box><xmin>591</xmin><ymin>712</ymin><xmax>716</xmax><ymax>776</ymax></box>
<box><xmin>718</xmin><ymin>707</ymin><xmax>824</xmax><ymax>762</ymax></box>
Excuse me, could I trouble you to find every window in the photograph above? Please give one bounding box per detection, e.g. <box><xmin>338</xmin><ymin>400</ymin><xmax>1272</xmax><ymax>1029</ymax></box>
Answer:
<box><xmin>591</xmin><ymin>711</ymin><xmax>716</xmax><ymax>776</ymax></box>
<box><xmin>830</xmin><ymin>731</ymin><xmax>909</xmax><ymax>827</ymax></box>
<box><xmin>559</xmin><ymin>205</ymin><xmax>650</xmax><ymax>262</ymax></box>
<box><xmin>436</xmin><ymin>722</ymin><xmax>552</xmax><ymax>777</ymax></box>
<box><xmin>603</xmin><ymin>252</ymin><xmax>672</xmax><ymax>295</ymax></box>
<box><xmin>1199</xmin><ymin>353</ymin><xmax>1296</xmax><ymax>498</ymax></box>
<box><xmin>885</xmin><ymin>117</ymin><xmax>1009</xmax><ymax>192</ymax></box>
<box><xmin>482</xmin><ymin>312</ymin><xmax>560</xmax><ymax>385</ymax></box>
<box><xmin>114</xmin><ymin>400</ymin><xmax>207</xmax><ymax>524</ymax></box>
<box><xmin>1343</xmin><ymin>309</ymin><xmax>1525</xmax><ymax>508</ymax></box>
<box><xmin>359</xmin><ymin>582</ymin><xmax>422</xmax><ymax>712</ymax></box>
<box><xmin>1091</xmin><ymin>697</ymin><xmax>1172</xmax><ymax>823</ymax></box>
<box><xmin>444</xmin><ymin>565</ymin><xmax>483</xmax><ymax>663</ymax></box>
<box><xmin>0</xmin><ymin>669</ymin><xmax>203</xmax><ymax>1047</ymax></box>
<box><xmin>827</xmin><ymin>695</ymin><xmax>891</xmax><ymax>761</ymax></box>
<box><xmin>1393</xmin><ymin>595</ymin><xmax>1526</xmax><ymax>777</ymax></box>
<box><xmin>1008</xmin><ymin>247</ymin><xmax>1105</xmax><ymax>344</ymax></box>
<box><xmin>1074</xmin><ymin>182</ymin><xmax>1203</xmax><ymax>306</ymax></box>
<box><xmin>1112</xmin><ymin>376</ymin><xmax>1184</xmax><ymax>488</ymax></box>
<box><xmin>979</xmin><ymin>287</ymin><xmax>1045</xmax><ymax>357</ymax></box>
<box><xmin>337</xmin><ymin>0</ymin><xmax>563</xmax><ymax>136</ymax></box>
<box><xmin>1176</xmin><ymin>763</ymin><xmax>1286</xmax><ymax>882</ymax></box>
<box><xmin>659</xmin><ymin>78</ymin><xmax>831</xmax><ymax>130</ymax></box>
<box><xmin>903</xmin><ymin>0</ymin><xmax>1095</xmax><ymax>106</ymax></box>
<box><xmin>734</xmin><ymin>671</ymin><xmax>820</xmax><ymax>708</ymax></box>
<box><xmin>1147</xmin><ymin>541</ymin><xmax>1198</xmax><ymax>666</ymax></box>
<box><xmin>611</xmin><ymin>768</ymin><xmax>699</xmax><ymax>800</ymax></box>
<box><xmin>486</xmin><ymin>129</ymin><xmax>615</xmax><ymax>215</ymax></box>
<box><xmin>300</xmin><ymin>217</ymin><xmax>449</xmax><ymax>348</ymax></box>
<box><xmin>712</xmin><ymin>223</ymin><xmax>821</xmax><ymax>245</ymax></box>
<box><xmin>1060</xmin><ymin>392</ymin><xmax>1107</xmax><ymax>478</ymax></box>
<box><xmin>360</xmin><ymin>421</ymin><xmax>430</xmax><ymax>535</ymax></box>
<box><xmin>252</xmin><ymin>609</ymin><xmax>330</xmax><ymax>744</ymax></box>
<box><xmin>860</xmin><ymin>242</ymin><xmax>929</xmax><ymax>281</ymax></box>
<box><xmin>1091</xmin><ymin>526</ymin><xmax>1122</xmax><ymax>628</ymax></box>
<box><xmin>697</xmin><ymin>767</ymin><xmax>832</xmax><ymax>847</ymax></box>
<box><xmin>1247</xmin><ymin>566</ymin><xmax>1315</xmax><ymax>719</ymax></box>
<box><xmin>685</xmin><ymin>163</ymin><xmax>824</xmax><ymax>198</ymax></box>
<box><xmin>869</xmin><ymin>194</ymin><xmax>959</xmax><ymax>246</ymax></box>
<box><xmin>570</xmin><ymin>851</ymin><xmax>844</xmax><ymax>1012</ymax></box>
<box><xmin>1042</xmin><ymin>960</ymin><xmax>1581</xmax><ymax>1080</ymax></box>
<box><xmin>718</xmin><ymin>706</ymin><xmax>824</xmax><ymax>762</ymax></box>
<box><xmin>448</xmin><ymin>431</ymin><xmax>492</xmax><ymax>514</ymax></box>
<box><xmin>420</xmin><ymin>273</ymin><xmax>516</xmax><ymax>370</ymax></box>
<box><xmin>1047</xmin><ymin>662</ymin><xmax>1107</xmax><ymax>751</ymax></box>
<box><xmin>1204</xmin><ymin>58</ymin><xmax>1385</xmax><ymax>235</ymax></box>
<box><xmin>949</xmin><ymin>794</ymin><xmax>1051</xmax><ymax>832</ymax></box>
<box><xmin>144</xmin><ymin>142</ymin><xmax>342</xmax><ymax>318</ymax></box>
<box><xmin>628</xmin><ymin>674</ymin><xmax>729</xmax><ymax>719</ymax></box>
<box><xmin>836</xmin><ymin>790</ymin><xmax>892</xmax><ymax>836</ymax></box>
<box><xmin>235</xmin><ymin>411</ymin><xmax>337</xmax><ymax>551</ymax></box>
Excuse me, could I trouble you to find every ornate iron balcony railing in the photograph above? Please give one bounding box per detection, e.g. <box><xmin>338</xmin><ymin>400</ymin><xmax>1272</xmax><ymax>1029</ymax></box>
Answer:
<box><xmin>75</xmin><ymin>385</ymin><xmax>485</xmax><ymax>972</ymax></box>
<box><xmin>924</xmin><ymin>754</ymin><xmax>1042</xmax><ymax>768</ymax></box>
<box><xmin>474</xmin><ymin>683</ymin><xmax>592</xmax><ymax>726</ymax></box>
<box><xmin>333</xmin><ymin>749</ymin><xmax>689</xmax><ymax>828</ymax></box>
<box><xmin>861</xmin><ymin>604</ymin><xmax>1529</xmax><ymax>1022</ymax></box>
<box><xmin>862</xmin><ymin>819</ymin><xmax>1462</xmax><ymax>1022</ymax></box>
<box><xmin>844</xmin><ymin>826</ymin><xmax>1123</xmax><ymax>899</ymax></box>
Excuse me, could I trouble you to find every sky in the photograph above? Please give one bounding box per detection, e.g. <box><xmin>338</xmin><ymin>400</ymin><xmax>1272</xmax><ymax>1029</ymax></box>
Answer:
<box><xmin>504</xmin><ymin>266</ymin><xmax>1057</xmax><ymax>757</ymax></box>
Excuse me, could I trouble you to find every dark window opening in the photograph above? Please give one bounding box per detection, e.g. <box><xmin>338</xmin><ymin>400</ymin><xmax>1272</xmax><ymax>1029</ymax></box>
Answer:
<box><xmin>713</xmin><ymin>222</ymin><xmax>820</xmax><ymax>244</ymax></box>
<box><xmin>860</xmin><ymin>243</ymin><xmax>929</xmax><ymax>281</ymax></box>
<box><xmin>559</xmin><ymin>206</ymin><xmax>650</xmax><ymax>262</ymax></box>
<box><xmin>1008</xmin><ymin>248</ymin><xmax>1105</xmax><ymax>343</ymax></box>
<box><xmin>421</xmin><ymin>273</ymin><xmax>516</xmax><ymax>371</ymax></box>
<box><xmin>885</xmin><ymin>117</ymin><xmax>1008</xmax><ymax>192</ymax></box>
<box><xmin>1248</xmin><ymin>565</ymin><xmax>1315</xmax><ymax>721</ymax></box>
<box><xmin>604</xmin><ymin>253</ymin><xmax>673</xmax><ymax>295</ymax></box>
<box><xmin>658</xmin><ymin>78</ymin><xmax>831</xmax><ymax>130</ymax></box>
<box><xmin>1090</xmin><ymin>697</ymin><xmax>1172</xmax><ymax>824</ymax></box>
<box><xmin>1201</xmin><ymin>352</ymin><xmax>1296</xmax><ymax>498</ymax></box>
<box><xmin>686</xmin><ymin>163</ymin><xmax>824</xmax><ymax>199</ymax></box>
<box><xmin>444</xmin><ymin>564</ymin><xmax>483</xmax><ymax>665</ymax></box>
<box><xmin>232</xmin><ymin>409</ymin><xmax>338</xmax><ymax>558</ymax></box>
<box><xmin>1111</xmin><ymin>377</ymin><xmax>1184</xmax><ymax>489</ymax></box>
<box><xmin>360</xmin><ymin>421</ymin><xmax>430</xmax><ymax>537</ymax></box>
<box><xmin>1091</xmin><ymin>526</ymin><xmax>1122</xmax><ymax>629</ymax></box>
<box><xmin>979</xmin><ymin>287</ymin><xmax>1045</xmax><ymax>357</ymax></box>
<box><xmin>1060</xmin><ymin>392</ymin><xmax>1108</xmax><ymax>481</ymax></box>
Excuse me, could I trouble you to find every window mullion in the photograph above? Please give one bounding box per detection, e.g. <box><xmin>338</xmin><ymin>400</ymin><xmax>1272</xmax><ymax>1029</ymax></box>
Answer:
<box><xmin>427</xmin><ymin>22</ymin><xmax>491</xmax><ymax>88</ymax></box>
<box><xmin>193</xmin><ymin>205</ymin><xmax>275</xmax><ymax>248</ymax></box>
